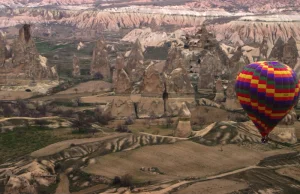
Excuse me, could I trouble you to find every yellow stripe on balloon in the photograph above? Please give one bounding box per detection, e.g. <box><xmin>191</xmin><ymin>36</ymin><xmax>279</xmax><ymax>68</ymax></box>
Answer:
<box><xmin>270</xmin><ymin>113</ymin><xmax>286</xmax><ymax>117</ymax></box>
<box><xmin>238</xmin><ymin>96</ymin><xmax>251</xmax><ymax>102</ymax></box>
<box><xmin>274</xmin><ymin>93</ymin><xmax>295</xmax><ymax>97</ymax></box>
<box><xmin>258</xmin><ymin>84</ymin><xmax>267</xmax><ymax>89</ymax></box>
<box><xmin>239</xmin><ymin>74</ymin><xmax>253</xmax><ymax>79</ymax></box>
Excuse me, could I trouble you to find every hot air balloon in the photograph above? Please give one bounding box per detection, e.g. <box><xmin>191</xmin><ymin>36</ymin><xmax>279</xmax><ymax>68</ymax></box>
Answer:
<box><xmin>235</xmin><ymin>61</ymin><xmax>300</xmax><ymax>143</ymax></box>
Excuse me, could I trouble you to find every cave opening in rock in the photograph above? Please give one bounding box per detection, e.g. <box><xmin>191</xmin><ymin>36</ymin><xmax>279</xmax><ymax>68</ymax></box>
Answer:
<box><xmin>25</xmin><ymin>89</ymin><xmax>32</xmax><ymax>92</ymax></box>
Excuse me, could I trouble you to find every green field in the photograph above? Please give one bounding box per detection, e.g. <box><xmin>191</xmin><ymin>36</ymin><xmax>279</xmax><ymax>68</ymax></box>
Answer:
<box><xmin>0</xmin><ymin>126</ymin><xmax>66</xmax><ymax>163</ymax></box>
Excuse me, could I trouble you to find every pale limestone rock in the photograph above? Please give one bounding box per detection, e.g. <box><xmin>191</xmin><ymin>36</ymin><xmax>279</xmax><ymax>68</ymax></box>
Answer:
<box><xmin>10</xmin><ymin>24</ymin><xmax>58</xmax><ymax>80</ymax></box>
<box><xmin>125</xmin><ymin>39</ymin><xmax>145</xmax><ymax>83</ymax></box>
<box><xmin>174</xmin><ymin>102</ymin><xmax>192</xmax><ymax>138</ymax></box>
<box><xmin>142</xmin><ymin>62</ymin><xmax>164</xmax><ymax>94</ymax></box>
<box><xmin>167</xmin><ymin>68</ymin><xmax>193</xmax><ymax>94</ymax></box>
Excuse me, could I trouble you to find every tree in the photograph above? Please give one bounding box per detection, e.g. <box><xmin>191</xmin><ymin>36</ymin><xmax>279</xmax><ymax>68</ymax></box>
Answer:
<box><xmin>70</xmin><ymin>113</ymin><xmax>92</xmax><ymax>133</ymax></box>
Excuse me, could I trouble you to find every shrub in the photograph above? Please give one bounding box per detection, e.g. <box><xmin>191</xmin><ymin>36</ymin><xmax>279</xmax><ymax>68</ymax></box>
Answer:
<box><xmin>93</xmin><ymin>72</ymin><xmax>104</xmax><ymax>80</ymax></box>
<box><xmin>2</xmin><ymin>104</ymin><xmax>13</xmax><ymax>117</ymax></box>
<box><xmin>124</xmin><ymin>116</ymin><xmax>134</xmax><ymax>125</ymax></box>
<box><xmin>112</xmin><ymin>176</ymin><xmax>121</xmax><ymax>185</ymax></box>
<box><xmin>120</xmin><ymin>174</ymin><xmax>133</xmax><ymax>187</ymax></box>
<box><xmin>115</xmin><ymin>125</ymin><xmax>131</xmax><ymax>133</ymax></box>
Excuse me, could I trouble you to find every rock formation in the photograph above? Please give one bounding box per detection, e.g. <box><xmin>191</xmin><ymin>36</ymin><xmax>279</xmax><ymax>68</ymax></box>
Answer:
<box><xmin>268</xmin><ymin>37</ymin><xmax>284</xmax><ymax>61</ymax></box>
<box><xmin>90</xmin><ymin>37</ymin><xmax>111</xmax><ymax>80</ymax></box>
<box><xmin>224</xmin><ymin>80</ymin><xmax>241</xmax><ymax>110</ymax></box>
<box><xmin>282</xmin><ymin>37</ymin><xmax>299</xmax><ymax>68</ymax></box>
<box><xmin>229</xmin><ymin>46</ymin><xmax>243</xmax><ymax>65</ymax></box>
<box><xmin>163</xmin><ymin>43</ymin><xmax>183</xmax><ymax>74</ymax></box>
<box><xmin>214</xmin><ymin>78</ymin><xmax>225</xmax><ymax>102</ymax></box>
<box><xmin>113</xmin><ymin>54</ymin><xmax>131</xmax><ymax>94</ymax></box>
<box><xmin>72</xmin><ymin>54</ymin><xmax>80</xmax><ymax>77</ymax></box>
<box><xmin>259</xmin><ymin>37</ymin><xmax>269</xmax><ymax>59</ymax></box>
<box><xmin>142</xmin><ymin>61</ymin><xmax>164</xmax><ymax>94</ymax></box>
<box><xmin>167</xmin><ymin>67</ymin><xmax>193</xmax><ymax>94</ymax></box>
<box><xmin>174</xmin><ymin>102</ymin><xmax>192</xmax><ymax>138</ymax></box>
<box><xmin>10</xmin><ymin>24</ymin><xmax>58</xmax><ymax>80</ymax></box>
<box><xmin>149</xmin><ymin>17</ymin><xmax>159</xmax><ymax>32</ymax></box>
<box><xmin>125</xmin><ymin>39</ymin><xmax>145</xmax><ymax>83</ymax></box>
<box><xmin>269</xmin><ymin>109</ymin><xmax>297</xmax><ymax>144</ymax></box>
<box><xmin>182</xmin><ymin>25</ymin><xmax>230</xmax><ymax>89</ymax></box>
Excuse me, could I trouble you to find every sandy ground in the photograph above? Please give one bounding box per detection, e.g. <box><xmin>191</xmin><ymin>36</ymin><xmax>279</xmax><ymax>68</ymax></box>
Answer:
<box><xmin>71</xmin><ymin>184</ymin><xmax>108</xmax><ymax>194</ymax></box>
<box><xmin>55</xmin><ymin>173</ymin><xmax>70</xmax><ymax>194</ymax></box>
<box><xmin>57</xmin><ymin>81</ymin><xmax>112</xmax><ymax>95</ymax></box>
<box><xmin>30</xmin><ymin>133</ymin><xmax>128</xmax><ymax>157</ymax></box>
<box><xmin>174</xmin><ymin>179</ymin><xmax>248</xmax><ymax>194</ymax></box>
<box><xmin>83</xmin><ymin>141</ymin><xmax>291</xmax><ymax>182</ymax></box>
<box><xmin>0</xmin><ymin>91</ymin><xmax>34</xmax><ymax>100</ymax></box>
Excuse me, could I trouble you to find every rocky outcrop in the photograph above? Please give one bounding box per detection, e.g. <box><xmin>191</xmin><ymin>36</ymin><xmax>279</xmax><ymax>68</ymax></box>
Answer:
<box><xmin>268</xmin><ymin>37</ymin><xmax>284</xmax><ymax>61</ymax></box>
<box><xmin>197</xmin><ymin>47</ymin><xmax>229</xmax><ymax>89</ymax></box>
<box><xmin>214</xmin><ymin>78</ymin><xmax>225</xmax><ymax>102</ymax></box>
<box><xmin>142</xmin><ymin>62</ymin><xmax>164</xmax><ymax>94</ymax></box>
<box><xmin>113</xmin><ymin>55</ymin><xmax>131</xmax><ymax>94</ymax></box>
<box><xmin>163</xmin><ymin>43</ymin><xmax>183</xmax><ymax>74</ymax></box>
<box><xmin>149</xmin><ymin>17</ymin><xmax>159</xmax><ymax>32</ymax></box>
<box><xmin>282</xmin><ymin>37</ymin><xmax>299</xmax><ymax>68</ymax></box>
<box><xmin>259</xmin><ymin>37</ymin><xmax>269</xmax><ymax>59</ymax></box>
<box><xmin>10</xmin><ymin>24</ymin><xmax>58</xmax><ymax>80</ymax></box>
<box><xmin>90</xmin><ymin>37</ymin><xmax>111</xmax><ymax>80</ymax></box>
<box><xmin>229</xmin><ymin>46</ymin><xmax>243</xmax><ymax>65</ymax></box>
<box><xmin>224</xmin><ymin>80</ymin><xmax>242</xmax><ymax>110</ymax></box>
<box><xmin>183</xmin><ymin>25</ymin><xmax>230</xmax><ymax>89</ymax></box>
<box><xmin>174</xmin><ymin>102</ymin><xmax>192</xmax><ymax>138</ymax></box>
<box><xmin>167</xmin><ymin>68</ymin><xmax>193</xmax><ymax>94</ymax></box>
<box><xmin>125</xmin><ymin>39</ymin><xmax>145</xmax><ymax>83</ymax></box>
<box><xmin>72</xmin><ymin>54</ymin><xmax>80</xmax><ymax>77</ymax></box>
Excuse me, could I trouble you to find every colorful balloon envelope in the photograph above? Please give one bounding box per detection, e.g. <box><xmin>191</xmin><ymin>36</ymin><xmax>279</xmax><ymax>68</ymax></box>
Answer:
<box><xmin>235</xmin><ymin>61</ymin><xmax>300</xmax><ymax>141</ymax></box>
